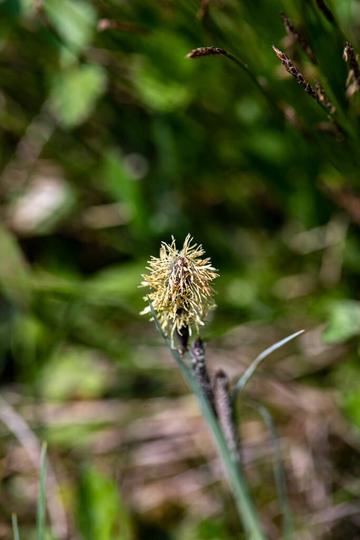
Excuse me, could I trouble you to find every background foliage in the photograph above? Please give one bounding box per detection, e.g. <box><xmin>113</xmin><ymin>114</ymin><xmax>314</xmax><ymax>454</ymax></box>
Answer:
<box><xmin>1</xmin><ymin>0</ymin><xmax>360</xmax><ymax>538</ymax></box>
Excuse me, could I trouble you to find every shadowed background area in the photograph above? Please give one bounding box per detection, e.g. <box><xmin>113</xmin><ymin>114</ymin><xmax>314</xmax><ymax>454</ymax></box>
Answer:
<box><xmin>1</xmin><ymin>0</ymin><xmax>360</xmax><ymax>538</ymax></box>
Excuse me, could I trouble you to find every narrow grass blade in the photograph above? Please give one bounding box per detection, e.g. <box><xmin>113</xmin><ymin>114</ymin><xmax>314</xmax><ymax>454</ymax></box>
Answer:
<box><xmin>247</xmin><ymin>399</ymin><xmax>293</xmax><ymax>540</ymax></box>
<box><xmin>36</xmin><ymin>443</ymin><xmax>47</xmax><ymax>540</ymax></box>
<box><xmin>149</xmin><ymin>304</ymin><xmax>266</xmax><ymax>540</ymax></box>
<box><xmin>11</xmin><ymin>514</ymin><xmax>21</xmax><ymax>540</ymax></box>
<box><xmin>232</xmin><ymin>330</ymin><xmax>304</xmax><ymax>401</ymax></box>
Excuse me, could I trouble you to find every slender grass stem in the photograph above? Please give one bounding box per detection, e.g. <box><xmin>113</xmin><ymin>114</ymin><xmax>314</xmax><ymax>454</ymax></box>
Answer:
<box><xmin>222</xmin><ymin>51</ymin><xmax>267</xmax><ymax>96</ymax></box>
<box><xmin>11</xmin><ymin>514</ymin><xmax>21</xmax><ymax>540</ymax></box>
<box><xmin>247</xmin><ymin>399</ymin><xmax>293</xmax><ymax>540</ymax></box>
<box><xmin>36</xmin><ymin>444</ymin><xmax>47</xmax><ymax>540</ymax></box>
<box><xmin>223</xmin><ymin>51</ymin><xmax>285</xmax><ymax>117</ymax></box>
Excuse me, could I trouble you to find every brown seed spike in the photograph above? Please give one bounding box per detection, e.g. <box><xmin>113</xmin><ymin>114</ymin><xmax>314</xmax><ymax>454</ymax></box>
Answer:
<box><xmin>343</xmin><ymin>41</ymin><xmax>360</xmax><ymax>97</ymax></box>
<box><xmin>272</xmin><ymin>45</ymin><xmax>317</xmax><ymax>100</ymax></box>
<box><xmin>186</xmin><ymin>47</ymin><xmax>226</xmax><ymax>59</ymax></box>
<box><xmin>272</xmin><ymin>45</ymin><xmax>288</xmax><ymax>63</ymax></box>
<box><xmin>281</xmin><ymin>12</ymin><xmax>296</xmax><ymax>42</ymax></box>
<box><xmin>314</xmin><ymin>81</ymin><xmax>336</xmax><ymax>113</ymax></box>
<box><xmin>213</xmin><ymin>369</ymin><xmax>240</xmax><ymax>461</ymax></box>
<box><xmin>274</xmin><ymin>45</ymin><xmax>337</xmax><ymax>117</ymax></box>
<box><xmin>280</xmin><ymin>12</ymin><xmax>316</xmax><ymax>63</ymax></box>
<box><xmin>190</xmin><ymin>338</ymin><xmax>215</xmax><ymax>412</ymax></box>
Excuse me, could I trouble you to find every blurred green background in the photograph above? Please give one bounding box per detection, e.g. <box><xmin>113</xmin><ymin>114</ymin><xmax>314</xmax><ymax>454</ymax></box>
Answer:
<box><xmin>1</xmin><ymin>0</ymin><xmax>360</xmax><ymax>538</ymax></box>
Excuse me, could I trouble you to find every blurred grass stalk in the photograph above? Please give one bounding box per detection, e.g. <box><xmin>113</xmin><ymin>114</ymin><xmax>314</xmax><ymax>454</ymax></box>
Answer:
<box><xmin>0</xmin><ymin>394</ymin><xmax>67</xmax><ymax>539</ymax></box>
<box><xmin>11</xmin><ymin>514</ymin><xmax>21</xmax><ymax>540</ymax></box>
<box><xmin>247</xmin><ymin>399</ymin><xmax>293</xmax><ymax>540</ymax></box>
<box><xmin>11</xmin><ymin>444</ymin><xmax>47</xmax><ymax>540</ymax></box>
<box><xmin>37</xmin><ymin>444</ymin><xmax>47</xmax><ymax>540</ymax></box>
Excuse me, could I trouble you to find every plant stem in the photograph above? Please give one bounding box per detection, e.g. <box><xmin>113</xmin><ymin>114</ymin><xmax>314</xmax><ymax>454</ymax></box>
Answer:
<box><xmin>36</xmin><ymin>443</ymin><xmax>47</xmax><ymax>540</ymax></box>
<box><xmin>150</xmin><ymin>306</ymin><xmax>266</xmax><ymax>540</ymax></box>
<box><xmin>222</xmin><ymin>51</ymin><xmax>279</xmax><ymax>114</ymax></box>
<box><xmin>247</xmin><ymin>399</ymin><xmax>293</xmax><ymax>540</ymax></box>
<box><xmin>177</xmin><ymin>350</ymin><xmax>266</xmax><ymax>539</ymax></box>
<box><xmin>11</xmin><ymin>514</ymin><xmax>21</xmax><ymax>540</ymax></box>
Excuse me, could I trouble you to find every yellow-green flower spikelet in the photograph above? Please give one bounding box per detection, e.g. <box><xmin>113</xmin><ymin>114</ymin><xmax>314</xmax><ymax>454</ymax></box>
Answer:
<box><xmin>140</xmin><ymin>234</ymin><xmax>218</xmax><ymax>339</ymax></box>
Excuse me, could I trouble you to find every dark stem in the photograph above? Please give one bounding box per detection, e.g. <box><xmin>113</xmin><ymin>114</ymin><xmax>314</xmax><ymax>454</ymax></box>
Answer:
<box><xmin>213</xmin><ymin>369</ymin><xmax>240</xmax><ymax>463</ymax></box>
<box><xmin>176</xmin><ymin>325</ymin><xmax>189</xmax><ymax>354</ymax></box>
<box><xmin>190</xmin><ymin>338</ymin><xmax>215</xmax><ymax>412</ymax></box>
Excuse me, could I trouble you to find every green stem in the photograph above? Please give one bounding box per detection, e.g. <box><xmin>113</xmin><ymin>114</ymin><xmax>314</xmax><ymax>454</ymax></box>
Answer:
<box><xmin>223</xmin><ymin>51</ymin><xmax>280</xmax><ymax>114</ymax></box>
<box><xmin>150</xmin><ymin>306</ymin><xmax>266</xmax><ymax>540</ymax></box>
<box><xmin>247</xmin><ymin>399</ymin><xmax>293</xmax><ymax>540</ymax></box>
<box><xmin>11</xmin><ymin>514</ymin><xmax>21</xmax><ymax>540</ymax></box>
<box><xmin>180</xmin><ymin>360</ymin><xmax>266</xmax><ymax>539</ymax></box>
<box><xmin>36</xmin><ymin>444</ymin><xmax>47</xmax><ymax>540</ymax></box>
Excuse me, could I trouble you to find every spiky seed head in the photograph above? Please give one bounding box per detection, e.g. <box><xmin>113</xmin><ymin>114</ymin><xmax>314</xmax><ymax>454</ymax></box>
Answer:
<box><xmin>140</xmin><ymin>234</ymin><xmax>218</xmax><ymax>342</ymax></box>
<box><xmin>273</xmin><ymin>46</ymin><xmax>318</xmax><ymax>99</ymax></box>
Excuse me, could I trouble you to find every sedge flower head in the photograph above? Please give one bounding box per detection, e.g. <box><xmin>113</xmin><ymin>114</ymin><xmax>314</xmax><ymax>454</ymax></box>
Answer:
<box><xmin>140</xmin><ymin>234</ymin><xmax>218</xmax><ymax>340</ymax></box>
